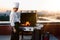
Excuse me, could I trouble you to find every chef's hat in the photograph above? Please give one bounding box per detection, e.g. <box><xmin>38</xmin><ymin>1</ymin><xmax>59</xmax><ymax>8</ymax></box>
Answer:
<box><xmin>12</xmin><ymin>2</ymin><xmax>19</xmax><ymax>8</ymax></box>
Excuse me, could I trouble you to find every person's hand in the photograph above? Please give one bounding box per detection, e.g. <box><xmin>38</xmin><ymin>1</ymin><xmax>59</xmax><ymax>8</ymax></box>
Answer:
<box><xmin>12</xmin><ymin>27</ymin><xmax>16</xmax><ymax>33</ymax></box>
<box><xmin>13</xmin><ymin>28</ymin><xmax>16</xmax><ymax>33</ymax></box>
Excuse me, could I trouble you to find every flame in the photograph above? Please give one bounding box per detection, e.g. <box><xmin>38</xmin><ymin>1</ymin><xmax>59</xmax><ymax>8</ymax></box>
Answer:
<box><xmin>25</xmin><ymin>21</ymin><xmax>30</xmax><ymax>26</ymax></box>
<box><xmin>21</xmin><ymin>21</ymin><xmax>30</xmax><ymax>26</ymax></box>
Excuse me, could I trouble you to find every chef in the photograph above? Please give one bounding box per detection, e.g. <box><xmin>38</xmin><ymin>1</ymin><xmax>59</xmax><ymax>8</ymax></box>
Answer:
<box><xmin>10</xmin><ymin>2</ymin><xmax>20</xmax><ymax>40</ymax></box>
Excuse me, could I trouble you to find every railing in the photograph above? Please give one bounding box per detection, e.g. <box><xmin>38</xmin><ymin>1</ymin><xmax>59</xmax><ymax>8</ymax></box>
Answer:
<box><xmin>0</xmin><ymin>21</ymin><xmax>10</xmax><ymax>26</ymax></box>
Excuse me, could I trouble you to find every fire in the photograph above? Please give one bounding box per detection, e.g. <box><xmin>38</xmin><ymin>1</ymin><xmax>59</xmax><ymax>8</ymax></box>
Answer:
<box><xmin>25</xmin><ymin>21</ymin><xmax>30</xmax><ymax>26</ymax></box>
<box><xmin>21</xmin><ymin>21</ymin><xmax>30</xmax><ymax>26</ymax></box>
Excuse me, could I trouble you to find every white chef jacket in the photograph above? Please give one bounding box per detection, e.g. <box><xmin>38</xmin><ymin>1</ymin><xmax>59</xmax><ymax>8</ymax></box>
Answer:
<box><xmin>10</xmin><ymin>11</ymin><xmax>20</xmax><ymax>26</ymax></box>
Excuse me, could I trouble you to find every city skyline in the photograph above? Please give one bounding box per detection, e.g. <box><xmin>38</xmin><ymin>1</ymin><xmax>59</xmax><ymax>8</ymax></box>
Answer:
<box><xmin>0</xmin><ymin>0</ymin><xmax>60</xmax><ymax>12</ymax></box>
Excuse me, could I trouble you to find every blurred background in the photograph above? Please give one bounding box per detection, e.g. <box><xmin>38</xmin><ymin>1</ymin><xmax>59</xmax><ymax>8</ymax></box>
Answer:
<box><xmin>0</xmin><ymin>0</ymin><xmax>60</xmax><ymax>40</ymax></box>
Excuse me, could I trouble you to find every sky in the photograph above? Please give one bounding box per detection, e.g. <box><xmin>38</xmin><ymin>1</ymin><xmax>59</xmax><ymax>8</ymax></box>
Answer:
<box><xmin>0</xmin><ymin>0</ymin><xmax>60</xmax><ymax>12</ymax></box>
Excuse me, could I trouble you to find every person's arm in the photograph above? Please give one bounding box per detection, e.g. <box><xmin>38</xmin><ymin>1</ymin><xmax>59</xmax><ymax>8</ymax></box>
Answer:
<box><xmin>10</xmin><ymin>13</ymin><xmax>15</xmax><ymax>26</ymax></box>
<box><xmin>10</xmin><ymin>13</ymin><xmax>16</xmax><ymax>32</ymax></box>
